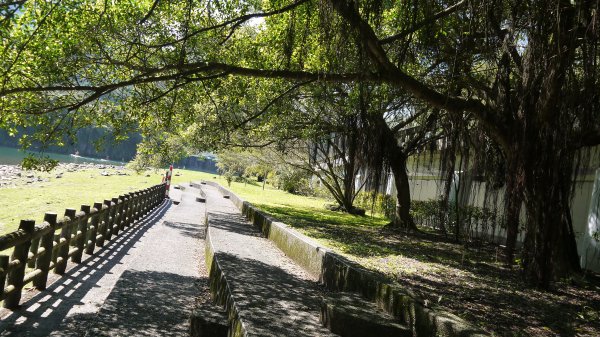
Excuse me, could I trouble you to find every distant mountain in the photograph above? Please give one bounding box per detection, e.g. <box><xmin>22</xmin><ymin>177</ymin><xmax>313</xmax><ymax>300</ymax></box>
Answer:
<box><xmin>0</xmin><ymin>127</ymin><xmax>141</xmax><ymax>162</ymax></box>
<box><xmin>0</xmin><ymin>128</ymin><xmax>219</xmax><ymax>173</ymax></box>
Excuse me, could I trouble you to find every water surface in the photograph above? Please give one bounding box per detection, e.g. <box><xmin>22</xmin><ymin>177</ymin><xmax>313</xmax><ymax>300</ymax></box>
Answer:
<box><xmin>0</xmin><ymin>146</ymin><xmax>125</xmax><ymax>166</ymax></box>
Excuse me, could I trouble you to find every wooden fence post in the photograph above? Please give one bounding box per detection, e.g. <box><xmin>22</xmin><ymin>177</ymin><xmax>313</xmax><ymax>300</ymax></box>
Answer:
<box><xmin>86</xmin><ymin>203</ymin><xmax>101</xmax><ymax>254</ymax></box>
<box><xmin>27</xmin><ymin>237</ymin><xmax>40</xmax><ymax>269</ymax></box>
<box><xmin>138</xmin><ymin>190</ymin><xmax>145</xmax><ymax>216</ymax></box>
<box><xmin>0</xmin><ymin>255</ymin><xmax>9</xmax><ymax>299</ymax></box>
<box><xmin>111</xmin><ymin>197</ymin><xmax>121</xmax><ymax>236</ymax></box>
<box><xmin>127</xmin><ymin>192</ymin><xmax>135</xmax><ymax>226</ymax></box>
<box><xmin>118</xmin><ymin>195</ymin><xmax>127</xmax><ymax>230</ymax></box>
<box><xmin>104</xmin><ymin>199</ymin><xmax>115</xmax><ymax>241</ymax></box>
<box><xmin>135</xmin><ymin>191</ymin><xmax>142</xmax><ymax>220</ymax></box>
<box><xmin>55</xmin><ymin>209</ymin><xmax>76</xmax><ymax>275</ymax></box>
<box><xmin>4</xmin><ymin>219</ymin><xmax>35</xmax><ymax>308</ymax></box>
<box><xmin>143</xmin><ymin>189</ymin><xmax>150</xmax><ymax>213</ymax></box>
<box><xmin>71</xmin><ymin>206</ymin><xmax>89</xmax><ymax>263</ymax></box>
<box><xmin>95</xmin><ymin>202</ymin><xmax>107</xmax><ymax>247</ymax></box>
<box><xmin>149</xmin><ymin>187</ymin><xmax>155</xmax><ymax>208</ymax></box>
<box><xmin>34</xmin><ymin>213</ymin><xmax>57</xmax><ymax>290</ymax></box>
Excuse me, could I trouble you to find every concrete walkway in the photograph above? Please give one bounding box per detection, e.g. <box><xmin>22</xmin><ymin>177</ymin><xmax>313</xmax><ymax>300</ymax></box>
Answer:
<box><xmin>0</xmin><ymin>187</ymin><xmax>207</xmax><ymax>336</ymax></box>
<box><xmin>204</xmin><ymin>185</ymin><xmax>337</xmax><ymax>337</ymax></box>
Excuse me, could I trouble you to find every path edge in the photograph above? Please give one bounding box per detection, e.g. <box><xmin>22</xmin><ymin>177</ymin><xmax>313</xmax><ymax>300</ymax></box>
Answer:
<box><xmin>204</xmin><ymin>211</ymin><xmax>248</xmax><ymax>337</ymax></box>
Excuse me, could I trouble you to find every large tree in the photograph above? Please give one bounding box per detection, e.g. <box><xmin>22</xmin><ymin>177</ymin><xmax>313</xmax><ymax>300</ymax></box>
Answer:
<box><xmin>1</xmin><ymin>0</ymin><xmax>599</xmax><ymax>287</ymax></box>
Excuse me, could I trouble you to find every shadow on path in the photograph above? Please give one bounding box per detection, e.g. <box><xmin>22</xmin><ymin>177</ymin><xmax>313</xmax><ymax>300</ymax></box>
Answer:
<box><xmin>69</xmin><ymin>271</ymin><xmax>205</xmax><ymax>337</ymax></box>
<box><xmin>206</xmin><ymin>205</ymin><xmax>334</xmax><ymax>337</ymax></box>
<box><xmin>163</xmin><ymin>221</ymin><xmax>205</xmax><ymax>240</ymax></box>
<box><xmin>213</xmin><ymin>251</ymin><xmax>332</xmax><ymax>337</ymax></box>
<box><xmin>209</xmin><ymin>211</ymin><xmax>263</xmax><ymax>239</ymax></box>
<box><xmin>0</xmin><ymin>201</ymin><xmax>172</xmax><ymax>336</ymax></box>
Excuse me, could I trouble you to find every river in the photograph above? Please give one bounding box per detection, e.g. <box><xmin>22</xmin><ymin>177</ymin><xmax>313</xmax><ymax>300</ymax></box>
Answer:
<box><xmin>0</xmin><ymin>146</ymin><xmax>125</xmax><ymax>166</ymax></box>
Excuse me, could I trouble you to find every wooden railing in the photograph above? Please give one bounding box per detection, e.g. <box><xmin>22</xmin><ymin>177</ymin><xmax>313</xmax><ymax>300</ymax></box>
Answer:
<box><xmin>0</xmin><ymin>183</ymin><xmax>167</xmax><ymax>309</ymax></box>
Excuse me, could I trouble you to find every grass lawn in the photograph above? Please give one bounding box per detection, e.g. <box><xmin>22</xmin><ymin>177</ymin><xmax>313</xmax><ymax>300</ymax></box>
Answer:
<box><xmin>212</xmin><ymin>177</ymin><xmax>600</xmax><ymax>337</ymax></box>
<box><xmin>0</xmin><ymin>167</ymin><xmax>213</xmax><ymax>235</ymax></box>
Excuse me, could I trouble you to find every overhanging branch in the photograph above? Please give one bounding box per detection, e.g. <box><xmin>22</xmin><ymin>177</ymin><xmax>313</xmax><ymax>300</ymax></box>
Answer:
<box><xmin>380</xmin><ymin>0</ymin><xmax>466</xmax><ymax>45</ymax></box>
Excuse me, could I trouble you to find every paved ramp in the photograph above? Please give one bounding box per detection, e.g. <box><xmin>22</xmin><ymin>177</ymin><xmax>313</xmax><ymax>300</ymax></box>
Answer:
<box><xmin>0</xmin><ymin>187</ymin><xmax>207</xmax><ymax>337</ymax></box>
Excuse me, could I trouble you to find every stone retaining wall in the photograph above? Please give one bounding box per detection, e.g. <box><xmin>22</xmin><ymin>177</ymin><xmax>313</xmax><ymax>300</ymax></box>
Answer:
<box><xmin>202</xmin><ymin>181</ymin><xmax>488</xmax><ymax>337</ymax></box>
<box><xmin>204</xmin><ymin>214</ymin><xmax>247</xmax><ymax>337</ymax></box>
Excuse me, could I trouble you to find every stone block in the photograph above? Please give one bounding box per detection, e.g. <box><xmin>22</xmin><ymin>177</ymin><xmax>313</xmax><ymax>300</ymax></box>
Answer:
<box><xmin>190</xmin><ymin>302</ymin><xmax>229</xmax><ymax>337</ymax></box>
<box><xmin>321</xmin><ymin>292</ymin><xmax>411</xmax><ymax>337</ymax></box>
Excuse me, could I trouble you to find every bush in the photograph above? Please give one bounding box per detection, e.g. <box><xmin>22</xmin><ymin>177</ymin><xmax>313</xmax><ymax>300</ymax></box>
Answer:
<box><xmin>410</xmin><ymin>198</ymin><xmax>504</xmax><ymax>242</ymax></box>
<box><xmin>355</xmin><ymin>191</ymin><xmax>396</xmax><ymax>219</ymax></box>
<box><xmin>274</xmin><ymin>168</ymin><xmax>310</xmax><ymax>194</ymax></box>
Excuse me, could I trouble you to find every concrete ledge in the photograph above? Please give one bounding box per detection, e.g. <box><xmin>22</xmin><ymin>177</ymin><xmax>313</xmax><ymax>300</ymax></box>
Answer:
<box><xmin>190</xmin><ymin>302</ymin><xmax>229</xmax><ymax>337</ymax></box>
<box><xmin>190</xmin><ymin>182</ymin><xmax>207</xmax><ymax>197</ymax></box>
<box><xmin>205</xmin><ymin>219</ymin><xmax>248</xmax><ymax>337</ymax></box>
<box><xmin>201</xmin><ymin>181</ymin><xmax>489</xmax><ymax>337</ymax></box>
<box><xmin>321</xmin><ymin>292</ymin><xmax>411</xmax><ymax>337</ymax></box>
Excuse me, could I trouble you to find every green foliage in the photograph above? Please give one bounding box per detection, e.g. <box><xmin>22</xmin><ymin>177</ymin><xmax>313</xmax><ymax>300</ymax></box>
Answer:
<box><xmin>410</xmin><ymin>199</ymin><xmax>503</xmax><ymax>241</ymax></box>
<box><xmin>21</xmin><ymin>153</ymin><xmax>59</xmax><ymax>172</ymax></box>
<box><xmin>216</xmin><ymin>149</ymin><xmax>253</xmax><ymax>177</ymax></box>
<box><xmin>224</xmin><ymin>172</ymin><xmax>234</xmax><ymax>187</ymax></box>
<box><xmin>273</xmin><ymin>166</ymin><xmax>309</xmax><ymax>194</ymax></box>
<box><xmin>128</xmin><ymin>132</ymin><xmax>189</xmax><ymax>172</ymax></box>
<box><xmin>355</xmin><ymin>191</ymin><xmax>396</xmax><ymax>219</ymax></box>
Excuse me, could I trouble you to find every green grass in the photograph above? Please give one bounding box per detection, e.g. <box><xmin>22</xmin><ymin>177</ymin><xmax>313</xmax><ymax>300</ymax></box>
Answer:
<box><xmin>0</xmin><ymin>168</ymin><xmax>215</xmax><ymax>235</ymax></box>
<box><xmin>209</xmin><ymin>177</ymin><xmax>388</xmax><ymax>222</ymax></box>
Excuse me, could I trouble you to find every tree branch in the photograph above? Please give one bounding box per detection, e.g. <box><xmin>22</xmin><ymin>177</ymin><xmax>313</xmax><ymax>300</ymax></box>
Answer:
<box><xmin>132</xmin><ymin>0</ymin><xmax>309</xmax><ymax>49</ymax></box>
<box><xmin>390</xmin><ymin>108</ymin><xmax>427</xmax><ymax>133</ymax></box>
<box><xmin>329</xmin><ymin>0</ymin><xmax>511</xmax><ymax>152</ymax></box>
<box><xmin>0</xmin><ymin>62</ymin><xmax>375</xmax><ymax>98</ymax></box>
<box><xmin>576</xmin><ymin>130</ymin><xmax>600</xmax><ymax>148</ymax></box>
<box><xmin>138</xmin><ymin>0</ymin><xmax>160</xmax><ymax>24</ymax></box>
<box><xmin>380</xmin><ymin>0</ymin><xmax>466</xmax><ymax>45</ymax></box>
<box><xmin>233</xmin><ymin>79</ymin><xmax>315</xmax><ymax>129</ymax></box>
<box><xmin>0</xmin><ymin>1</ymin><xmax>26</xmax><ymax>9</ymax></box>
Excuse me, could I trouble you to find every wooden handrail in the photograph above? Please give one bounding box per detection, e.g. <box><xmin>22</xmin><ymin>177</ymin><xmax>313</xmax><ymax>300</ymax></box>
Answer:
<box><xmin>0</xmin><ymin>183</ymin><xmax>167</xmax><ymax>309</ymax></box>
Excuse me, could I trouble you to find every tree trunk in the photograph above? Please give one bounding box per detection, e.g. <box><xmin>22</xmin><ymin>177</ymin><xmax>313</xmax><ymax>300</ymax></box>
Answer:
<box><xmin>522</xmin><ymin>188</ymin><xmax>581</xmax><ymax>287</ymax></box>
<box><xmin>503</xmin><ymin>154</ymin><xmax>524</xmax><ymax>265</ymax></box>
<box><xmin>520</xmin><ymin>138</ymin><xmax>581</xmax><ymax>288</ymax></box>
<box><xmin>439</xmin><ymin>138</ymin><xmax>457</xmax><ymax>236</ymax></box>
<box><xmin>374</xmin><ymin>115</ymin><xmax>418</xmax><ymax>231</ymax></box>
<box><xmin>342</xmin><ymin>130</ymin><xmax>358</xmax><ymax>213</ymax></box>
<box><xmin>389</xmin><ymin>155</ymin><xmax>417</xmax><ymax>231</ymax></box>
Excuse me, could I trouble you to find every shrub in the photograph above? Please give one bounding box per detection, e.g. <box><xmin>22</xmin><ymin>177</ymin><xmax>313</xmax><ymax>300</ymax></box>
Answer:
<box><xmin>355</xmin><ymin>191</ymin><xmax>396</xmax><ymax>219</ymax></box>
<box><xmin>274</xmin><ymin>168</ymin><xmax>310</xmax><ymax>194</ymax></box>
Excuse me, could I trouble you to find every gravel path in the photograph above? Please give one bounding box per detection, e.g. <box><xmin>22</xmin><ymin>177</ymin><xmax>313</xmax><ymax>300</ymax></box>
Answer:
<box><xmin>0</xmin><ymin>187</ymin><xmax>208</xmax><ymax>336</ymax></box>
<box><xmin>204</xmin><ymin>185</ymin><xmax>337</xmax><ymax>337</ymax></box>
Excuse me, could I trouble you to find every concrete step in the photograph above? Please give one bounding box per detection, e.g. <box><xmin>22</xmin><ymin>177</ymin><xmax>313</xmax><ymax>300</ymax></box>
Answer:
<box><xmin>321</xmin><ymin>292</ymin><xmax>411</xmax><ymax>337</ymax></box>
<box><xmin>190</xmin><ymin>302</ymin><xmax>229</xmax><ymax>337</ymax></box>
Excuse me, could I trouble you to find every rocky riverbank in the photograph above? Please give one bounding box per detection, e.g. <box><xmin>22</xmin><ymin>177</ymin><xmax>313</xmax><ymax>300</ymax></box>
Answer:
<box><xmin>0</xmin><ymin>163</ymin><xmax>129</xmax><ymax>188</ymax></box>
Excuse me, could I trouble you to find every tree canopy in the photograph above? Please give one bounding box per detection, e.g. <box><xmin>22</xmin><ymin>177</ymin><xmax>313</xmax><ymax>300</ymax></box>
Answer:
<box><xmin>1</xmin><ymin>0</ymin><xmax>600</xmax><ymax>288</ymax></box>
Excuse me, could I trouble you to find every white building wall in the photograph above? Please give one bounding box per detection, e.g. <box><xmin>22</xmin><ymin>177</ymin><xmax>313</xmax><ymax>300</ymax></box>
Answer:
<box><xmin>400</xmin><ymin>171</ymin><xmax>600</xmax><ymax>272</ymax></box>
